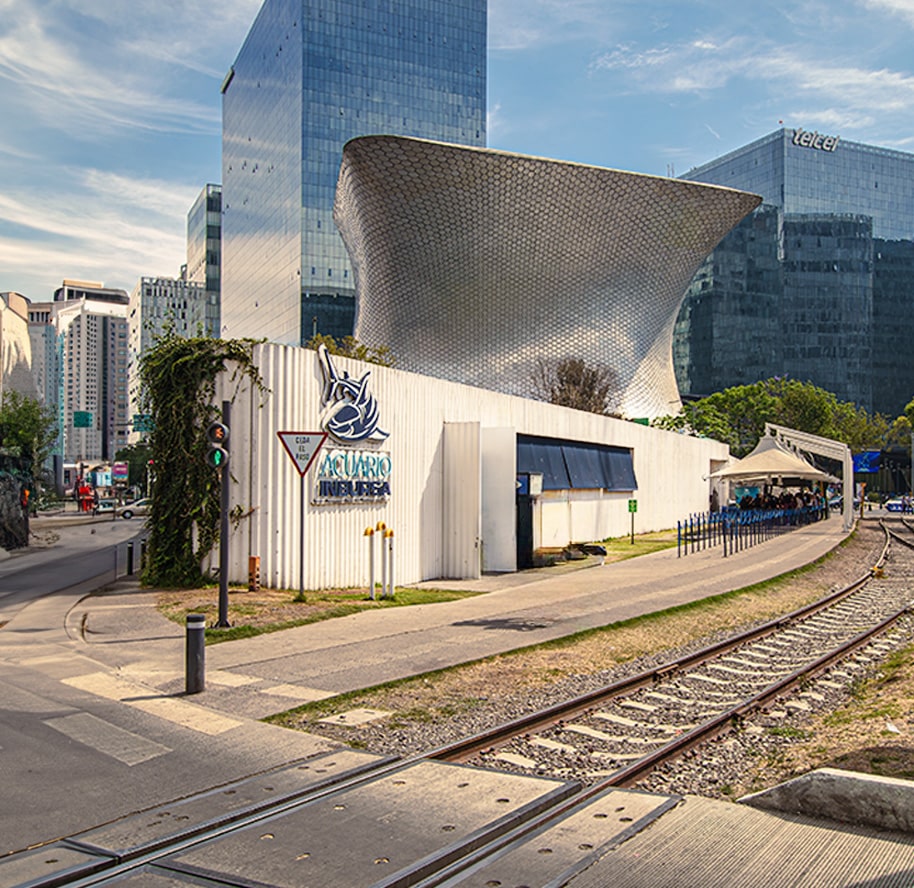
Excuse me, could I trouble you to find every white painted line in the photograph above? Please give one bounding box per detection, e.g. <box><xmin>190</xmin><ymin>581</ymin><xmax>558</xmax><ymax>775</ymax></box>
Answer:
<box><xmin>260</xmin><ymin>683</ymin><xmax>335</xmax><ymax>702</ymax></box>
<box><xmin>44</xmin><ymin>713</ymin><xmax>169</xmax><ymax>766</ymax></box>
<box><xmin>63</xmin><ymin>673</ymin><xmax>242</xmax><ymax>736</ymax></box>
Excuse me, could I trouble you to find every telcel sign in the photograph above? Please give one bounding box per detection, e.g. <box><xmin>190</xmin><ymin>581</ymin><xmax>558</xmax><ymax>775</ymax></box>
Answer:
<box><xmin>792</xmin><ymin>128</ymin><xmax>840</xmax><ymax>152</ymax></box>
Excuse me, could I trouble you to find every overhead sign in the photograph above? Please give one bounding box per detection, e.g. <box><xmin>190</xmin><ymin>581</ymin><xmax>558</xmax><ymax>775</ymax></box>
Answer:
<box><xmin>278</xmin><ymin>431</ymin><xmax>328</xmax><ymax>476</ymax></box>
<box><xmin>73</xmin><ymin>411</ymin><xmax>92</xmax><ymax>428</ymax></box>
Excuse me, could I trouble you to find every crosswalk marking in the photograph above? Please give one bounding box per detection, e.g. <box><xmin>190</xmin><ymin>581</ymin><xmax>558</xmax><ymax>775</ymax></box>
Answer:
<box><xmin>44</xmin><ymin>713</ymin><xmax>169</xmax><ymax>765</ymax></box>
<box><xmin>62</xmin><ymin>673</ymin><xmax>242</xmax><ymax>736</ymax></box>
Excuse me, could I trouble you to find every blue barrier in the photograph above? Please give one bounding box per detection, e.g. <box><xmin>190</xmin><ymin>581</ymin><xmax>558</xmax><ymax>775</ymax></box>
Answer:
<box><xmin>677</xmin><ymin>505</ymin><xmax>826</xmax><ymax>557</ymax></box>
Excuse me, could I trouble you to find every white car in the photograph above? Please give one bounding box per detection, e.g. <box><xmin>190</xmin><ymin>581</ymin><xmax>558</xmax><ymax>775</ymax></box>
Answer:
<box><xmin>119</xmin><ymin>498</ymin><xmax>151</xmax><ymax>519</ymax></box>
<box><xmin>884</xmin><ymin>497</ymin><xmax>909</xmax><ymax>513</ymax></box>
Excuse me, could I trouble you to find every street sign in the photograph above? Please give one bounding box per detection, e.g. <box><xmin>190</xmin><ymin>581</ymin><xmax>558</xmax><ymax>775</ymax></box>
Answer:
<box><xmin>278</xmin><ymin>431</ymin><xmax>328</xmax><ymax>476</ymax></box>
<box><xmin>628</xmin><ymin>499</ymin><xmax>638</xmax><ymax>513</ymax></box>
<box><xmin>73</xmin><ymin>411</ymin><xmax>92</xmax><ymax>428</ymax></box>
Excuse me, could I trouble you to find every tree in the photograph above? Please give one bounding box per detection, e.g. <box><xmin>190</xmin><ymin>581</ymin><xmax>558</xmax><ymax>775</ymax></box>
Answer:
<box><xmin>654</xmin><ymin>378</ymin><xmax>888</xmax><ymax>456</ymax></box>
<box><xmin>114</xmin><ymin>441</ymin><xmax>153</xmax><ymax>492</ymax></box>
<box><xmin>0</xmin><ymin>391</ymin><xmax>58</xmax><ymax>469</ymax></box>
<box><xmin>304</xmin><ymin>334</ymin><xmax>395</xmax><ymax>367</ymax></box>
<box><xmin>533</xmin><ymin>357</ymin><xmax>619</xmax><ymax>416</ymax></box>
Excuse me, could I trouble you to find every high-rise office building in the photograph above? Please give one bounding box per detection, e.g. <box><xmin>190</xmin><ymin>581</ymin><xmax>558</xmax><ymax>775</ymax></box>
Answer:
<box><xmin>675</xmin><ymin>129</ymin><xmax>914</xmax><ymax>415</ymax></box>
<box><xmin>185</xmin><ymin>183</ymin><xmax>222</xmax><ymax>339</ymax></box>
<box><xmin>220</xmin><ymin>0</ymin><xmax>486</xmax><ymax>346</ymax></box>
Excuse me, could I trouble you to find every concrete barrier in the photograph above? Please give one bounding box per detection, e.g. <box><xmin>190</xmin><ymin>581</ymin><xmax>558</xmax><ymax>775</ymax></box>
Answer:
<box><xmin>740</xmin><ymin>768</ymin><xmax>914</xmax><ymax>833</ymax></box>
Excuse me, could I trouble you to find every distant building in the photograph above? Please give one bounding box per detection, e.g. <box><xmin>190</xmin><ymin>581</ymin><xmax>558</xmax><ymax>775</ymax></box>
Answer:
<box><xmin>185</xmin><ymin>183</ymin><xmax>221</xmax><ymax>339</ymax></box>
<box><xmin>0</xmin><ymin>292</ymin><xmax>37</xmax><ymax>400</ymax></box>
<box><xmin>28</xmin><ymin>282</ymin><xmax>131</xmax><ymax>464</ymax></box>
<box><xmin>127</xmin><ymin>276</ymin><xmax>208</xmax><ymax>441</ymax></box>
<box><xmin>220</xmin><ymin>0</ymin><xmax>486</xmax><ymax>346</ymax></box>
<box><xmin>676</xmin><ymin>129</ymin><xmax>914</xmax><ymax>415</ymax></box>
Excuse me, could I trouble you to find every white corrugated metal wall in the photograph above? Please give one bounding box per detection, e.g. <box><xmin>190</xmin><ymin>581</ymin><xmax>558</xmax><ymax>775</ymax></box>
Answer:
<box><xmin>212</xmin><ymin>343</ymin><xmax>729</xmax><ymax>589</ymax></box>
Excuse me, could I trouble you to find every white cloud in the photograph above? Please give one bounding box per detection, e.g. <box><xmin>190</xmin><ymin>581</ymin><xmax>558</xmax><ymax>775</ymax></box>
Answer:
<box><xmin>861</xmin><ymin>0</ymin><xmax>914</xmax><ymax>26</ymax></box>
<box><xmin>0</xmin><ymin>169</ymin><xmax>196</xmax><ymax>296</ymax></box>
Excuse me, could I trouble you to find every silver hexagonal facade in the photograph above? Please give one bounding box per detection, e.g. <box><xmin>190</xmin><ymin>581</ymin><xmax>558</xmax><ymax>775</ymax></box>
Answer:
<box><xmin>334</xmin><ymin>136</ymin><xmax>761</xmax><ymax>418</ymax></box>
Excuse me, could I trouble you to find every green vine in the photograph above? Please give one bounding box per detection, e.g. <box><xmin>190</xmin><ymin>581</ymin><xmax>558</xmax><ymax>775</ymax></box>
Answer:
<box><xmin>139</xmin><ymin>333</ymin><xmax>265</xmax><ymax>587</ymax></box>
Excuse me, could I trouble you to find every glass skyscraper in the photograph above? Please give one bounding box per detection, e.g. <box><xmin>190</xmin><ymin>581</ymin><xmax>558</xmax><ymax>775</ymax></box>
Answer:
<box><xmin>220</xmin><ymin>0</ymin><xmax>486</xmax><ymax>346</ymax></box>
<box><xmin>675</xmin><ymin>129</ymin><xmax>914</xmax><ymax>416</ymax></box>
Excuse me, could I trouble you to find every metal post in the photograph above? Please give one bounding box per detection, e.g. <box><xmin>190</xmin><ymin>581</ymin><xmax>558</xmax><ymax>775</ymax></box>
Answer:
<box><xmin>127</xmin><ymin>541</ymin><xmax>134</xmax><ymax>575</ymax></box>
<box><xmin>387</xmin><ymin>530</ymin><xmax>395</xmax><ymax>599</ymax></box>
<box><xmin>365</xmin><ymin>527</ymin><xmax>375</xmax><ymax>600</ymax></box>
<box><xmin>185</xmin><ymin>614</ymin><xmax>206</xmax><ymax>694</ymax></box>
<box><xmin>216</xmin><ymin>400</ymin><xmax>231</xmax><ymax>627</ymax></box>
<box><xmin>299</xmin><ymin>471</ymin><xmax>306</xmax><ymax>601</ymax></box>
<box><xmin>380</xmin><ymin>527</ymin><xmax>388</xmax><ymax>600</ymax></box>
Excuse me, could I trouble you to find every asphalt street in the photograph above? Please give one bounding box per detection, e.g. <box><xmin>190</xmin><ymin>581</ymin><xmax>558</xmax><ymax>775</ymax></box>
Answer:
<box><xmin>0</xmin><ymin>519</ymin><xmax>335</xmax><ymax>856</ymax></box>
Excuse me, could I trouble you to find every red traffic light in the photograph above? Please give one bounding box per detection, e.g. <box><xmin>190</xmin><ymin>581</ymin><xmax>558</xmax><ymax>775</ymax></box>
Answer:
<box><xmin>207</xmin><ymin>422</ymin><xmax>229</xmax><ymax>445</ymax></box>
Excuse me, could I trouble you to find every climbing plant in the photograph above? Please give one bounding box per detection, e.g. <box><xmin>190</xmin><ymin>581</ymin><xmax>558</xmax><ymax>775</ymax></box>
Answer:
<box><xmin>139</xmin><ymin>334</ymin><xmax>264</xmax><ymax>587</ymax></box>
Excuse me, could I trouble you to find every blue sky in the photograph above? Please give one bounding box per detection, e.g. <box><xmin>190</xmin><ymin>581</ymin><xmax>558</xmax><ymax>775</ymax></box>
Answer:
<box><xmin>2</xmin><ymin>0</ymin><xmax>913</xmax><ymax>299</ymax></box>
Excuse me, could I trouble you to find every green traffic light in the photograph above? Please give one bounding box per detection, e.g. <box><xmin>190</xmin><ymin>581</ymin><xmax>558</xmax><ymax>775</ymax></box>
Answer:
<box><xmin>207</xmin><ymin>447</ymin><xmax>228</xmax><ymax>468</ymax></box>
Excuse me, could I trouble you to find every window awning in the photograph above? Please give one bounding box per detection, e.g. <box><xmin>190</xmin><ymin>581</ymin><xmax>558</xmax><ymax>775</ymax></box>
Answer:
<box><xmin>517</xmin><ymin>435</ymin><xmax>637</xmax><ymax>492</ymax></box>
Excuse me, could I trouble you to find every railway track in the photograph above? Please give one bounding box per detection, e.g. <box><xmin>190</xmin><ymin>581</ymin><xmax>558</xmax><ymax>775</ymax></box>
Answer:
<box><xmin>429</xmin><ymin>519</ymin><xmax>914</xmax><ymax>796</ymax></box>
<box><xmin>7</xmin><ymin>520</ymin><xmax>914</xmax><ymax>888</ymax></box>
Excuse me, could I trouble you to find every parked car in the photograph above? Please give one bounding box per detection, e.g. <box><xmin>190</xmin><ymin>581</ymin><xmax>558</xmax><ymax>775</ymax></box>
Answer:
<box><xmin>119</xmin><ymin>498</ymin><xmax>150</xmax><ymax>519</ymax></box>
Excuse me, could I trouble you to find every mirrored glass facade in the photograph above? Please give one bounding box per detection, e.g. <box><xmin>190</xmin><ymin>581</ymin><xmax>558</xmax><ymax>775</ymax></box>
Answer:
<box><xmin>185</xmin><ymin>183</ymin><xmax>221</xmax><ymax>339</ymax></box>
<box><xmin>221</xmin><ymin>0</ymin><xmax>486</xmax><ymax>346</ymax></box>
<box><xmin>676</xmin><ymin>130</ymin><xmax>914</xmax><ymax>415</ymax></box>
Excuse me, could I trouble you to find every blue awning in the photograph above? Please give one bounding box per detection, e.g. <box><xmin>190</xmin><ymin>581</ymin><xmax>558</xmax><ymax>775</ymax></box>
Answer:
<box><xmin>517</xmin><ymin>435</ymin><xmax>637</xmax><ymax>492</ymax></box>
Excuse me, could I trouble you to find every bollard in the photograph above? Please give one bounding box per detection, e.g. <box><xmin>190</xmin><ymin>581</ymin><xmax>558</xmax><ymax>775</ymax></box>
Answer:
<box><xmin>364</xmin><ymin>527</ymin><xmax>376</xmax><ymax>600</ymax></box>
<box><xmin>386</xmin><ymin>529</ymin><xmax>395</xmax><ymax>599</ymax></box>
<box><xmin>380</xmin><ymin>528</ymin><xmax>388</xmax><ymax>601</ymax></box>
<box><xmin>126</xmin><ymin>541</ymin><xmax>134</xmax><ymax>575</ymax></box>
<box><xmin>185</xmin><ymin>614</ymin><xmax>206</xmax><ymax>694</ymax></box>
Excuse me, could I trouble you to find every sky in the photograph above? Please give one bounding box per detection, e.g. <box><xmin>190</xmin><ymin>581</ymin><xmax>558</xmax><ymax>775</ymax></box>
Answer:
<box><xmin>1</xmin><ymin>0</ymin><xmax>914</xmax><ymax>300</ymax></box>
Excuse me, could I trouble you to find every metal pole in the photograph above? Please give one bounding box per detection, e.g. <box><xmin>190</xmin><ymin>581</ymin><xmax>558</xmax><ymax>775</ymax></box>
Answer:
<box><xmin>185</xmin><ymin>613</ymin><xmax>206</xmax><ymax>693</ymax></box>
<box><xmin>380</xmin><ymin>527</ymin><xmax>388</xmax><ymax>600</ymax></box>
<box><xmin>299</xmin><ymin>472</ymin><xmax>306</xmax><ymax>600</ymax></box>
<box><xmin>365</xmin><ymin>527</ymin><xmax>375</xmax><ymax>600</ymax></box>
<box><xmin>387</xmin><ymin>530</ymin><xmax>395</xmax><ymax>599</ymax></box>
<box><xmin>216</xmin><ymin>400</ymin><xmax>231</xmax><ymax>627</ymax></box>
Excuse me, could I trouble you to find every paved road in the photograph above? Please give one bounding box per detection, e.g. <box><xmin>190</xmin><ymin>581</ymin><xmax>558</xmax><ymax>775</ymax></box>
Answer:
<box><xmin>0</xmin><ymin>521</ymin><xmax>334</xmax><ymax>856</ymax></box>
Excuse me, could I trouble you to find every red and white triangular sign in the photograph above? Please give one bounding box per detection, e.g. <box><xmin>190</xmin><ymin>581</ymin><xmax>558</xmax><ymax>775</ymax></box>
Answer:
<box><xmin>277</xmin><ymin>431</ymin><xmax>328</xmax><ymax>476</ymax></box>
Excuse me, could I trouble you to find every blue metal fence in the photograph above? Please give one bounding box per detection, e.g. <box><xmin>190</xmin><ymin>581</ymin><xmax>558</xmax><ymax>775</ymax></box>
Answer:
<box><xmin>677</xmin><ymin>505</ymin><xmax>827</xmax><ymax>557</ymax></box>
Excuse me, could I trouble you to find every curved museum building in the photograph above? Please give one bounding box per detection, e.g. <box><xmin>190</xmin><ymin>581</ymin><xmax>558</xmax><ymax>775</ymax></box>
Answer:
<box><xmin>334</xmin><ymin>136</ymin><xmax>761</xmax><ymax>419</ymax></box>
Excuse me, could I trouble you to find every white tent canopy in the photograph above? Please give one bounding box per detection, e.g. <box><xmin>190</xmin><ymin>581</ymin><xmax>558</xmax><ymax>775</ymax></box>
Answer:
<box><xmin>710</xmin><ymin>434</ymin><xmax>838</xmax><ymax>484</ymax></box>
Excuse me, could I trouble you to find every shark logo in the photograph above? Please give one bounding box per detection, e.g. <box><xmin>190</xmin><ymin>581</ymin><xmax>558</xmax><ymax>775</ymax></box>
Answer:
<box><xmin>318</xmin><ymin>344</ymin><xmax>389</xmax><ymax>443</ymax></box>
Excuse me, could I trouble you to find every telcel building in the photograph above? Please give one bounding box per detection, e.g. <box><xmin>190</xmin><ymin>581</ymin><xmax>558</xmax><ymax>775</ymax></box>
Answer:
<box><xmin>675</xmin><ymin>128</ymin><xmax>914</xmax><ymax>415</ymax></box>
<box><xmin>219</xmin><ymin>0</ymin><xmax>486</xmax><ymax>346</ymax></box>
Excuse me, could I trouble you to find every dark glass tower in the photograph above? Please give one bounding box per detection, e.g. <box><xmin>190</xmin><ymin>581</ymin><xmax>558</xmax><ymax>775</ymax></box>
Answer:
<box><xmin>220</xmin><ymin>0</ymin><xmax>487</xmax><ymax>346</ymax></box>
<box><xmin>675</xmin><ymin>129</ymin><xmax>914</xmax><ymax>415</ymax></box>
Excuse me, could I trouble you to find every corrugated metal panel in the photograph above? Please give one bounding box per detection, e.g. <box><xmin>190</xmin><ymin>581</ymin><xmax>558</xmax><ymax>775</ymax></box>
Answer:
<box><xmin>442</xmin><ymin>422</ymin><xmax>481</xmax><ymax>579</ymax></box>
<box><xmin>212</xmin><ymin>343</ymin><xmax>729</xmax><ymax>589</ymax></box>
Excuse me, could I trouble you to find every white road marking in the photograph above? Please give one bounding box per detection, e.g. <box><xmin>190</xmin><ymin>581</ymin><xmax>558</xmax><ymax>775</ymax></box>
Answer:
<box><xmin>62</xmin><ymin>673</ymin><xmax>242</xmax><ymax>736</ymax></box>
<box><xmin>44</xmin><ymin>713</ymin><xmax>169</xmax><ymax>765</ymax></box>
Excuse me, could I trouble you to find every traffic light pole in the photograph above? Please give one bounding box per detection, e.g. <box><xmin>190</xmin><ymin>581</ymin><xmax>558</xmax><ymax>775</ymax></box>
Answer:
<box><xmin>216</xmin><ymin>400</ymin><xmax>231</xmax><ymax>627</ymax></box>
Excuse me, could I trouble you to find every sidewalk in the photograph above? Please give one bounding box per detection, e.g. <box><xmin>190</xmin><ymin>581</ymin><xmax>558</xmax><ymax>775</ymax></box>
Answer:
<box><xmin>45</xmin><ymin>516</ymin><xmax>853</xmax><ymax>721</ymax></box>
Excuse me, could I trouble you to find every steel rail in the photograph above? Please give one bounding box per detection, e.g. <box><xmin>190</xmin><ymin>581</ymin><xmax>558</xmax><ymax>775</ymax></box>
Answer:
<box><xmin>429</xmin><ymin>526</ymin><xmax>888</xmax><ymax>764</ymax></box>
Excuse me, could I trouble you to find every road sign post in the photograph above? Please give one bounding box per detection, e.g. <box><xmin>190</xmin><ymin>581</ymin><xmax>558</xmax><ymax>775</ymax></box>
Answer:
<box><xmin>628</xmin><ymin>498</ymin><xmax>638</xmax><ymax>545</ymax></box>
<box><xmin>277</xmin><ymin>432</ymin><xmax>328</xmax><ymax>600</ymax></box>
